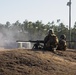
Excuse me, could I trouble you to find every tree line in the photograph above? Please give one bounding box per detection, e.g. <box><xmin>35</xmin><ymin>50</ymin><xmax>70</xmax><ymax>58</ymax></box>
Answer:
<box><xmin>0</xmin><ymin>19</ymin><xmax>76</xmax><ymax>48</ymax></box>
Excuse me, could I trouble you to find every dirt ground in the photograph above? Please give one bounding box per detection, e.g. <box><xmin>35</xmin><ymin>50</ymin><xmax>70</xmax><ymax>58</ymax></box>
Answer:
<box><xmin>0</xmin><ymin>48</ymin><xmax>76</xmax><ymax>75</ymax></box>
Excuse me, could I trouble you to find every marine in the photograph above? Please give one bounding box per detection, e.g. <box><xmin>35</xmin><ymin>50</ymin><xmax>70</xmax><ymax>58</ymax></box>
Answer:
<box><xmin>44</xmin><ymin>29</ymin><xmax>59</xmax><ymax>51</ymax></box>
<box><xmin>57</xmin><ymin>34</ymin><xmax>67</xmax><ymax>51</ymax></box>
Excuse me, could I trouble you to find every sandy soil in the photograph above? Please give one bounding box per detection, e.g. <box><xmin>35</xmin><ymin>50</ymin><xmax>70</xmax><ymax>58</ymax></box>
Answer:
<box><xmin>0</xmin><ymin>48</ymin><xmax>76</xmax><ymax>75</ymax></box>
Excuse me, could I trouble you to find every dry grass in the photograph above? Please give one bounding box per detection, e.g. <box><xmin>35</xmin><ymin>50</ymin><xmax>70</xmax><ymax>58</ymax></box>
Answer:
<box><xmin>0</xmin><ymin>48</ymin><xmax>76</xmax><ymax>75</ymax></box>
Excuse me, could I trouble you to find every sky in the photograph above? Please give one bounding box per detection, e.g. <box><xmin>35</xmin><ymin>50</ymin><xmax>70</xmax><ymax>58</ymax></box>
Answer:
<box><xmin>0</xmin><ymin>0</ymin><xmax>76</xmax><ymax>27</ymax></box>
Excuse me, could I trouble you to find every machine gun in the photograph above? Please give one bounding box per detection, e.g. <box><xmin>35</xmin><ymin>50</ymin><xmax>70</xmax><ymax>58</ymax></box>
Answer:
<box><xmin>16</xmin><ymin>40</ymin><xmax>44</xmax><ymax>49</ymax></box>
<box><xmin>16</xmin><ymin>40</ymin><xmax>44</xmax><ymax>43</ymax></box>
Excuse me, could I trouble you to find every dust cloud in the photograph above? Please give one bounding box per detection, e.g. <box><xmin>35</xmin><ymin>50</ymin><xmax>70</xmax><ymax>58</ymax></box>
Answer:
<box><xmin>0</xmin><ymin>26</ymin><xmax>32</xmax><ymax>49</ymax></box>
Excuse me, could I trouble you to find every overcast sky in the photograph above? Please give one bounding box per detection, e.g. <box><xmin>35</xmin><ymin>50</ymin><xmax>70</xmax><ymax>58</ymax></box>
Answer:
<box><xmin>0</xmin><ymin>0</ymin><xmax>76</xmax><ymax>27</ymax></box>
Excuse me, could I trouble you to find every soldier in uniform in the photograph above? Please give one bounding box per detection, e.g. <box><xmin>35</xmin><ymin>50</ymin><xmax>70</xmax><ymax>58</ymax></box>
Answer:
<box><xmin>44</xmin><ymin>29</ymin><xmax>59</xmax><ymax>51</ymax></box>
<box><xmin>57</xmin><ymin>34</ymin><xmax>67</xmax><ymax>51</ymax></box>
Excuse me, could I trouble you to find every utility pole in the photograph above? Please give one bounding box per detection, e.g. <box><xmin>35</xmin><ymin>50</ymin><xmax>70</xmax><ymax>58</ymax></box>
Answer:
<box><xmin>67</xmin><ymin>0</ymin><xmax>71</xmax><ymax>48</ymax></box>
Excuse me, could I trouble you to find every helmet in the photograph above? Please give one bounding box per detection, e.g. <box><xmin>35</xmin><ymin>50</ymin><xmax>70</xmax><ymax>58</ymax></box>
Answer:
<box><xmin>60</xmin><ymin>34</ymin><xmax>66</xmax><ymax>40</ymax></box>
<box><xmin>48</xmin><ymin>29</ymin><xmax>54</xmax><ymax>34</ymax></box>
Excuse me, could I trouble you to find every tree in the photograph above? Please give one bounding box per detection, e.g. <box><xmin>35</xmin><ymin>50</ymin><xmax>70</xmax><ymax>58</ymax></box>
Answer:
<box><xmin>5</xmin><ymin>21</ymin><xmax>11</xmax><ymax>28</ymax></box>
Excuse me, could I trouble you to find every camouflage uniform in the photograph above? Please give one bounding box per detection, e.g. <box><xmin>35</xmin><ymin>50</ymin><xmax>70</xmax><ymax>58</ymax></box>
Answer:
<box><xmin>57</xmin><ymin>34</ymin><xmax>67</xmax><ymax>51</ymax></box>
<box><xmin>44</xmin><ymin>29</ymin><xmax>58</xmax><ymax>51</ymax></box>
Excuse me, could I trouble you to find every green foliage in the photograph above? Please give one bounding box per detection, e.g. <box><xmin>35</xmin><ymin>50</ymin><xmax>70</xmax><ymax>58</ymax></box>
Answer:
<box><xmin>0</xmin><ymin>20</ymin><xmax>76</xmax><ymax>42</ymax></box>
